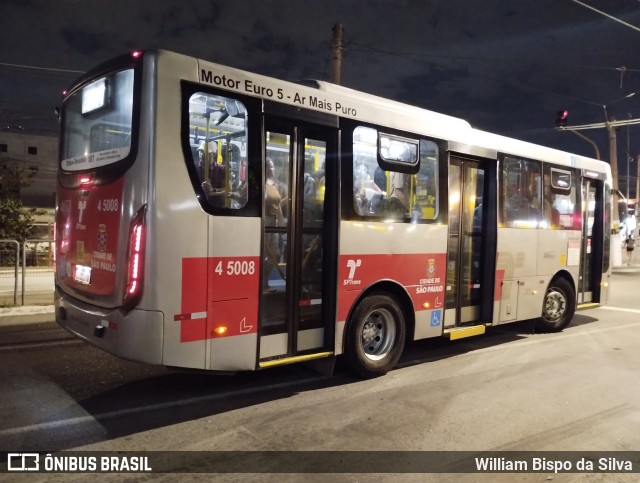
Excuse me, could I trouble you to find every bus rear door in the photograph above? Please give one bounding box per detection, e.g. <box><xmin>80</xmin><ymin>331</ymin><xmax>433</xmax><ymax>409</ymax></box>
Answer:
<box><xmin>578</xmin><ymin>176</ymin><xmax>604</xmax><ymax>305</ymax></box>
<box><xmin>444</xmin><ymin>155</ymin><xmax>497</xmax><ymax>332</ymax></box>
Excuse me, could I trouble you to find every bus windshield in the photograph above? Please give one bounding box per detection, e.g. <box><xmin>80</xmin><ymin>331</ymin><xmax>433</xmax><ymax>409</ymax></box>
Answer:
<box><xmin>61</xmin><ymin>69</ymin><xmax>135</xmax><ymax>171</ymax></box>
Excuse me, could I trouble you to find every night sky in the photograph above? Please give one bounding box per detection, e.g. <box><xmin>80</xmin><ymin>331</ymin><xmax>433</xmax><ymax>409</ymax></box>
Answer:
<box><xmin>2</xmin><ymin>0</ymin><xmax>640</xmax><ymax>181</ymax></box>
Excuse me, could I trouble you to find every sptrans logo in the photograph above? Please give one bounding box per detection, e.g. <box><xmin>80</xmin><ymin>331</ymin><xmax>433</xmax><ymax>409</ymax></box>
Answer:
<box><xmin>344</xmin><ymin>259</ymin><xmax>362</xmax><ymax>286</ymax></box>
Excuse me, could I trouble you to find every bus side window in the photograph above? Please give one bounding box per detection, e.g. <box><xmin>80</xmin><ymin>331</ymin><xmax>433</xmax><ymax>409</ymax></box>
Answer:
<box><xmin>187</xmin><ymin>92</ymin><xmax>249</xmax><ymax>210</ymax></box>
<box><xmin>351</xmin><ymin>126</ymin><xmax>439</xmax><ymax>221</ymax></box>
<box><xmin>501</xmin><ymin>157</ymin><xmax>541</xmax><ymax>227</ymax></box>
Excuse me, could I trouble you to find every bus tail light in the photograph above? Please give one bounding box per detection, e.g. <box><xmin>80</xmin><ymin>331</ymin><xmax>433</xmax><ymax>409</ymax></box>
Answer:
<box><xmin>52</xmin><ymin>221</ymin><xmax>57</xmax><ymax>265</ymax></box>
<box><xmin>124</xmin><ymin>205</ymin><xmax>147</xmax><ymax>308</ymax></box>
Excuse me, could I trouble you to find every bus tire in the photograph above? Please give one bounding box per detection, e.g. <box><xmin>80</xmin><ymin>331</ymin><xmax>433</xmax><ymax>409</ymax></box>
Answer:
<box><xmin>345</xmin><ymin>293</ymin><xmax>406</xmax><ymax>378</ymax></box>
<box><xmin>536</xmin><ymin>277</ymin><xmax>575</xmax><ymax>332</ymax></box>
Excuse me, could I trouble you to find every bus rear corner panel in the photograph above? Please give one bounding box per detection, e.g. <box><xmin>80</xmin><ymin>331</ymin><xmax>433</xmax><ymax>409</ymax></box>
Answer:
<box><xmin>55</xmin><ymin>288</ymin><xmax>164</xmax><ymax>365</ymax></box>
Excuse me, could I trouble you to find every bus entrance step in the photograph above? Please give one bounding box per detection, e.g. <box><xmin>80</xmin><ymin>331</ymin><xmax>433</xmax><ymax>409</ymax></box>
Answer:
<box><xmin>443</xmin><ymin>325</ymin><xmax>487</xmax><ymax>341</ymax></box>
<box><xmin>577</xmin><ymin>302</ymin><xmax>600</xmax><ymax>311</ymax></box>
<box><xmin>259</xmin><ymin>351</ymin><xmax>334</xmax><ymax>369</ymax></box>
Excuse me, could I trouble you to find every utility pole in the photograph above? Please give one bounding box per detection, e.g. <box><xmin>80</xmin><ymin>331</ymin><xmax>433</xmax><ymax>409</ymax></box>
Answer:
<box><xmin>603</xmin><ymin>105</ymin><xmax>619</xmax><ymax>192</ymax></box>
<box><xmin>607</xmin><ymin>123</ymin><xmax>619</xmax><ymax>192</ymax></box>
<box><xmin>331</xmin><ymin>23</ymin><xmax>344</xmax><ymax>85</ymax></box>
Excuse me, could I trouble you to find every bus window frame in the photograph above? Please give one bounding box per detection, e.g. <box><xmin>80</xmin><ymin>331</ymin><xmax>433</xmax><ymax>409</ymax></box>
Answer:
<box><xmin>59</xmin><ymin>54</ymin><xmax>144</xmax><ymax>189</ymax></box>
<box><xmin>543</xmin><ymin>164</ymin><xmax>580</xmax><ymax>230</ymax></box>
<box><xmin>377</xmin><ymin>132</ymin><xmax>420</xmax><ymax>173</ymax></box>
<box><xmin>340</xmin><ymin>119</ymin><xmax>447</xmax><ymax>223</ymax></box>
<box><xmin>180</xmin><ymin>81</ymin><xmax>262</xmax><ymax>217</ymax></box>
<box><xmin>550</xmin><ymin>167</ymin><xmax>572</xmax><ymax>192</ymax></box>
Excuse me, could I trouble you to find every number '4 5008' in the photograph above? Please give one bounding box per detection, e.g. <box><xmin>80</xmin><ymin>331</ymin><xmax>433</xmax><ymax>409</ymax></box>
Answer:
<box><xmin>215</xmin><ymin>260</ymin><xmax>256</xmax><ymax>276</ymax></box>
<box><xmin>97</xmin><ymin>199</ymin><xmax>119</xmax><ymax>212</ymax></box>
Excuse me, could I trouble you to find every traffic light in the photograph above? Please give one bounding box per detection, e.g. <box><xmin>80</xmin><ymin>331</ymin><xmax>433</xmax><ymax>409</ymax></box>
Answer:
<box><xmin>555</xmin><ymin>109</ymin><xmax>569</xmax><ymax>127</ymax></box>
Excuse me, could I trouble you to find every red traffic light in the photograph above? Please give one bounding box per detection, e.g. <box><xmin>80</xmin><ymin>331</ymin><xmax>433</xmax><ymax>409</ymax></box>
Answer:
<box><xmin>555</xmin><ymin>110</ymin><xmax>569</xmax><ymax>127</ymax></box>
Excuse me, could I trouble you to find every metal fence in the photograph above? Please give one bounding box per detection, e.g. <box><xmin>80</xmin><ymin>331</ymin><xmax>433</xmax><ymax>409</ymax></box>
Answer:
<box><xmin>0</xmin><ymin>239</ymin><xmax>54</xmax><ymax>306</ymax></box>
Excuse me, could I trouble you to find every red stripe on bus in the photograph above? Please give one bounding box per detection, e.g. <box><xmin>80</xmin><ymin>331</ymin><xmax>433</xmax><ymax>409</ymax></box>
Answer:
<box><xmin>181</xmin><ymin>258</ymin><xmax>208</xmax><ymax>313</ymax></box>
<box><xmin>180</xmin><ymin>256</ymin><xmax>260</xmax><ymax>342</ymax></box>
<box><xmin>337</xmin><ymin>253</ymin><xmax>447</xmax><ymax>321</ymax></box>
<box><xmin>181</xmin><ymin>318</ymin><xmax>207</xmax><ymax>343</ymax></box>
<box><xmin>180</xmin><ymin>257</ymin><xmax>208</xmax><ymax>342</ymax></box>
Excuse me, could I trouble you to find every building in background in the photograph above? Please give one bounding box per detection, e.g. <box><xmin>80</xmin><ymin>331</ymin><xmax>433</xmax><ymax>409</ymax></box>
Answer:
<box><xmin>0</xmin><ymin>129</ymin><xmax>57</xmax><ymax>237</ymax></box>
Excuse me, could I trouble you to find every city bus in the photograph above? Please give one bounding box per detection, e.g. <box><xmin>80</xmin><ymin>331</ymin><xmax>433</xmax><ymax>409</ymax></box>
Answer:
<box><xmin>55</xmin><ymin>50</ymin><xmax>612</xmax><ymax>378</ymax></box>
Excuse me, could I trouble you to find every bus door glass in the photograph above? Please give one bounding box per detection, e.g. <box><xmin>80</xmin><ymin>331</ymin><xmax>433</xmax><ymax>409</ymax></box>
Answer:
<box><xmin>260</xmin><ymin>118</ymin><xmax>335</xmax><ymax>362</ymax></box>
<box><xmin>445</xmin><ymin>157</ymin><xmax>487</xmax><ymax>326</ymax></box>
<box><xmin>579</xmin><ymin>178</ymin><xmax>602</xmax><ymax>303</ymax></box>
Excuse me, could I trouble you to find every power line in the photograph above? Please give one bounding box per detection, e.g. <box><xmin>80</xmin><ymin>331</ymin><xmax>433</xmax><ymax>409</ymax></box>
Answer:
<box><xmin>0</xmin><ymin>61</ymin><xmax>83</xmax><ymax>74</ymax></box>
<box><xmin>571</xmin><ymin>0</ymin><xmax>640</xmax><ymax>34</ymax></box>
<box><xmin>347</xmin><ymin>41</ymin><xmax>640</xmax><ymax>73</ymax></box>
<box><xmin>347</xmin><ymin>40</ymin><xmax>640</xmax><ymax>109</ymax></box>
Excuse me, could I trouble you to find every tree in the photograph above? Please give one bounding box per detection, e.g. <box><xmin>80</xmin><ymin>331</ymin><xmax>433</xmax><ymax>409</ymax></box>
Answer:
<box><xmin>0</xmin><ymin>160</ymin><xmax>45</xmax><ymax>242</ymax></box>
<box><xmin>1</xmin><ymin>160</ymin><xmax>37</xmax><ymax>199</ymax></box>
<box><xmin>0</xmin><ymin>198</ymin><xmax>42</xmax><ymax>241</ymax></box>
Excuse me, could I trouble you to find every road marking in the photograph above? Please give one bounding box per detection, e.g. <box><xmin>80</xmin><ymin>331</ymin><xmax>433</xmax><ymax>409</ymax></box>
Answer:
<box><xmin>597</xmin><ymin>306</ymin><xmax>640</xmax><ymax>315</ymax></box>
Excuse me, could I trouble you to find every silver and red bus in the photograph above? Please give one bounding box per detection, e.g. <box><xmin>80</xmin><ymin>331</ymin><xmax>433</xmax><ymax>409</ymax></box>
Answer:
<box><xmin>55</xmin><ymin>50</ymin><xmax>612</xmax><ymax>377</ymax></box>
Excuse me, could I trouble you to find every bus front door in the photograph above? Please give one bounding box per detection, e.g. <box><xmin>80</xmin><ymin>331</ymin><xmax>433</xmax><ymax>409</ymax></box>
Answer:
<box><xmin>578</xmin><ymin>178</ymin><xmax>604</xmax><ymax>304</ymax></box>
<box><xmin>445</xmin><ymin>156</ymin><xmax>495</xmax><ymax>328</ymax></box>
<box><xmin>259</xmin><ymin>117</ymin><xmax>337</xmax><ymax>367</ymax></box>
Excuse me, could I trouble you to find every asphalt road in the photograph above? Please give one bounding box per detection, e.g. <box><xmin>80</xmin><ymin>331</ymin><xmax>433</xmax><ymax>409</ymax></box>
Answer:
<box><xmin>1</xmin><ymin>268</ymin><xmax>640</xmax><ymax>481</ymax></box>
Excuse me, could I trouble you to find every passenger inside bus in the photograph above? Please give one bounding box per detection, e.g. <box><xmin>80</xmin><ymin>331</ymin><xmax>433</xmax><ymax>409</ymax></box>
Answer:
<box><xmin>197</xmin><ymin>141</ymin><xmax>225</xmax><ymax>200</ymax></box>
<box><xmin>387</xmin><ymin>171</ymin><xmax>409</xmax><ymax>217</ymax></box>
<box><xmin>196</xmin><ymin>140</ymin><xmax>247</xmax><ymax>208</ymax></box>
<box><xmin>263</xmin><ymin>157</ymin><xmax>286</xmax><ymax>288</ymax></box>
<box><xmin>543</xmin><ymin>185</ymin><xmax>561</xmax><ymax>228</ymax></box>
<box><xmin>265</xmin><ymin>158</ymin><xmax>285</xmax><ymax>226</ymax></box>
<box><xmin>354</xmin><ymin>159</ymin><xmax>383</xmax><ymax>215</ymax></box>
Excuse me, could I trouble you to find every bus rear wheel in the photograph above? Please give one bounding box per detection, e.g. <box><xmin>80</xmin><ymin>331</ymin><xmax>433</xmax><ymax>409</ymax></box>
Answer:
<box><xmin>345</xmin><ymin>293</ymin><xmax>406</xmax><ymax>378</ymax></box>
<box><xmin>536</xmin><ymin>277</ymin><xmax>575</xmax><ymax>332</ymax></box>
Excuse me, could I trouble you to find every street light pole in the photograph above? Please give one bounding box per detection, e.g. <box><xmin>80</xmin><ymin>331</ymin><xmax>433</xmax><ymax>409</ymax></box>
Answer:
<box><xmin>567</xmin><ymin>129</ymin><xmax>601</xmax><ymax>159</ymax></box>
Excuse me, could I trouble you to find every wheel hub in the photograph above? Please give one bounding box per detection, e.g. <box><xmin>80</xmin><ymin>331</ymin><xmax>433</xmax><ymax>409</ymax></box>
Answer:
<box><xmin>545</xmin><ymin>290</ymin><xmax>566</xmax><ymax>321</ymax></box>
<box><xmin>360</xmin><ymin>309</ymin><xmax>396</xmax><ymax>360</ymax></box>
<box><xmin>362</xmin><ymin>320</ymin><xmax>379</xmax><ymax>345</ymax></box>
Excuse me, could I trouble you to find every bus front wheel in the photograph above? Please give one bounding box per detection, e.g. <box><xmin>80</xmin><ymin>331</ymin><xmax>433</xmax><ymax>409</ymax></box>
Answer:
<box><xmin>345</xmin><ymin>293</ymin><xmax>406</xmax><ymax>378</ymax></box>
<box><xmin>536</xmin><ymin>278</ymin><xmax>575</xmax><ymax>332</ymax></box>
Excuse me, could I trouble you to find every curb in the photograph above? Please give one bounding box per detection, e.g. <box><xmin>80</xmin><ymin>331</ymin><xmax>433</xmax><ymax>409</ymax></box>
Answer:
<box><xmin>0</xmin><ymin>306</ymin><xmax>56</xmax><ymax>326</ymax></box>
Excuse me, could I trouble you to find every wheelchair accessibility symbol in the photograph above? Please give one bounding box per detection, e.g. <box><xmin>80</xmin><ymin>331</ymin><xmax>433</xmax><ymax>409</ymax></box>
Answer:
<box><xmin>430</xmin><ymin>310</ymin><xmax>442</xmax><ymax>327</ymax></box>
